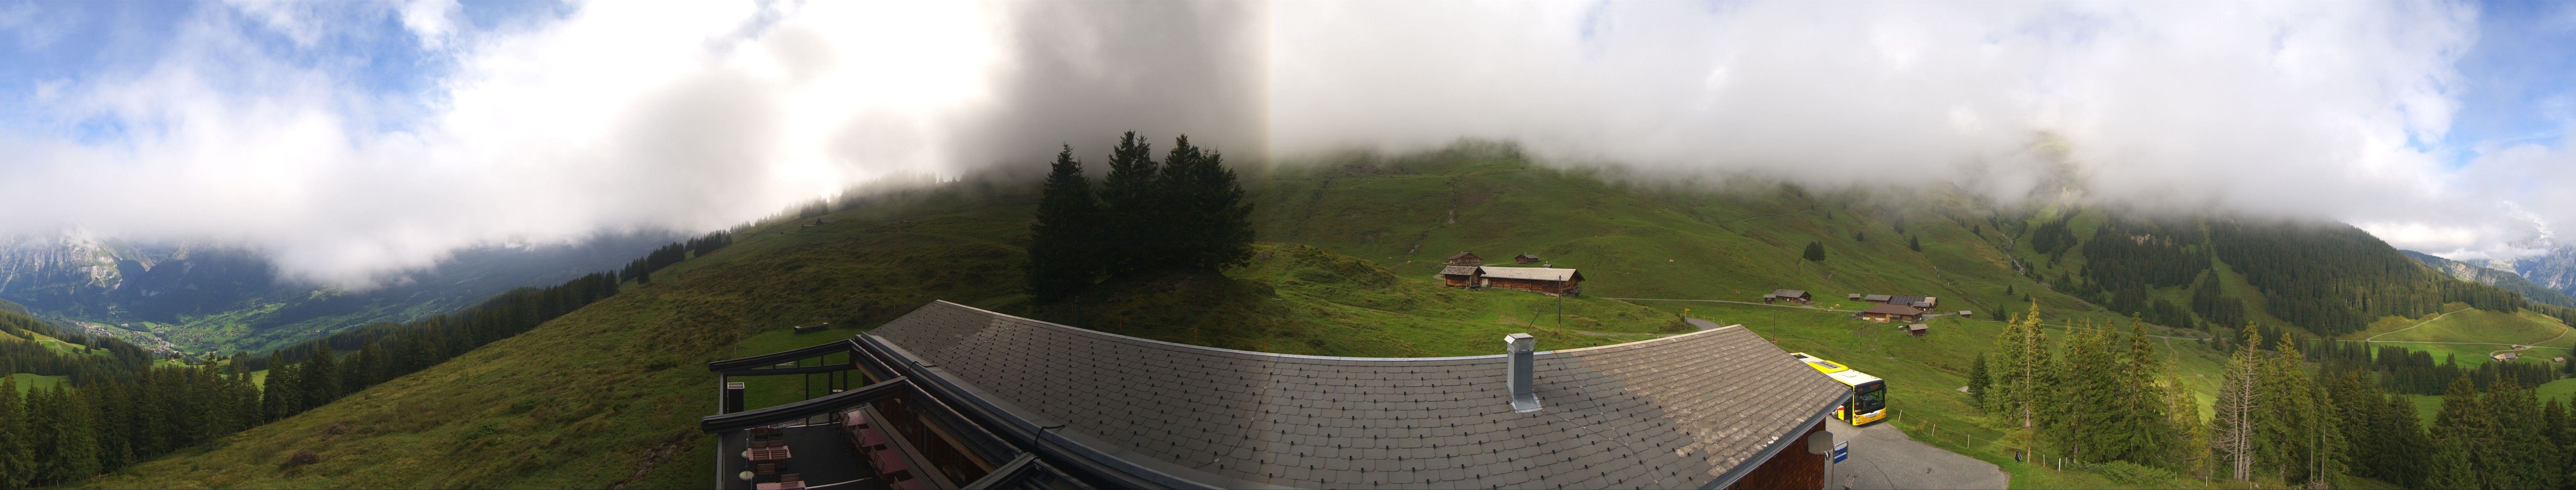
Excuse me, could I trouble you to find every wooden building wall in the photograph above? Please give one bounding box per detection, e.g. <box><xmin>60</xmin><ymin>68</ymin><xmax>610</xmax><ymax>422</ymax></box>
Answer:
<box><xmin>1728</xmin><ymin>420</ymin><xmax>1827</xmax><ymax>490</ymax></box>
<box><xmin>1486</xmin><ymin>277</ymin><xmax>1577</xmax><ymax>294</ymax></box>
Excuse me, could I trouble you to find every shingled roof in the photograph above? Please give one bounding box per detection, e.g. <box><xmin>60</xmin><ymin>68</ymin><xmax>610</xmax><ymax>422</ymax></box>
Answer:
<box><xmin>1476</xmin><ymin>266</ymin><xmax>1582</xmax><ymax>282</ymax></box>
<box><xmin>1439</xmin><ymin>265</ymin><xmax>1480</xmax><ymax>276</ymax></box>
<box><xmin>864</xmin><ymin>301</ymin><xmax>1847</xmax><ymax>489</ymax></box>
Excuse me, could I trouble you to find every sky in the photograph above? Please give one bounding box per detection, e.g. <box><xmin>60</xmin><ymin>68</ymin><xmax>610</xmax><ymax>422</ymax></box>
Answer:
<box><xmin>0</xmin><ymin>0</ymin><xmax>2573</xmax><ymax>286</ymax></box>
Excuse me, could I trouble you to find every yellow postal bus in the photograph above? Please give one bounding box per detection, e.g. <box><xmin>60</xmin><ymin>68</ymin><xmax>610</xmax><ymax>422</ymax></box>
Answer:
<box><xmin>1790</xmin><ymin>352</ymin><xmax>1887</xmax><ymax>426</ymax></box>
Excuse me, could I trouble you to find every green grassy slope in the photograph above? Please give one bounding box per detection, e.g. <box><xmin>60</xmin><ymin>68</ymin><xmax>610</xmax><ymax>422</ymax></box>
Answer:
<box><xmin>1250</xmin><ymin>153</ymin><xmax>2148</xmax><ymax>329</ymax></box>
<box><xmin>81</xmin><ymin>191</ymin><xmax>1038</xmax><ymax>489</ymax></box>
<box><xmin>87</xmin><ymin>147</ymin><xmax>2533</xmax><ymax>489</ymax></box>
<box><xmin>2341</xmin><ymin>303</ymin><xmax>2576</xmax><ymax>368</ymax></box>
<box><xmin>81</xmin><ymin>178</ymin><xmax>1694</xmax><ymax>488</ymax></box>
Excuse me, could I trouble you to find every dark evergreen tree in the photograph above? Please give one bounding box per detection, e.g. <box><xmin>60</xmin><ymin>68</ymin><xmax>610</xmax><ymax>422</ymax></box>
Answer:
<box><xmin>1907</xmin><ymin>234</ymin><xmax>1921</xmax><ymax>252</ymax></box>
<box><xmin>1155</xmin><ymin>135</ymin><xmax>1255</xmax><ymax>272</ymax></box>
<box><xmin>0</xmin><ymin>376</ymin><xmax>29</xmax><ymax>489</ymax></box>
<box><xmin>1097</xmin><ymin>131</ymin><xmax>1161</xmax><ymax>275</ymax></box>
<box><xmin>301</xmin><ymin>344</ymin><xmax>339</xmax><ymax>411</ymax></box>
<box><xmin>1026</xmin><ymin>145</ymin><xmax>1101</xmax><ymax>301</ymax></box>
<box><xmin>2429</xmin><ymin>378</ymin><xmax>2495</xmax><ymax>489</ymax></box>
<box><xmin>1966</xmin><ymin>351</ymin><xmax>1991</xmax><ymax>406</ymax></box>
<box><xmin>1803</xmin><ymin>242</ymin><xmax>1826</xmax><ymax>262</ymax></box>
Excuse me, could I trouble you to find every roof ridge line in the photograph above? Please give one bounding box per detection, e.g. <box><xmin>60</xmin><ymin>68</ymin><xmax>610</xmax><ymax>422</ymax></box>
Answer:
<box><xmin>925</xmin><ymin>300</ymin><xmax>1732</xmax><ymax>360</ymax></box>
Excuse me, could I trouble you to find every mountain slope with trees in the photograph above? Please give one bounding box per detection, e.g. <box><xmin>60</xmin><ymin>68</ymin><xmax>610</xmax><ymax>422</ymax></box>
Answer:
<box><xmin>41</xmin><ymin>142</ymin><xmax>2576</xmax><ymax>489</ymax></box>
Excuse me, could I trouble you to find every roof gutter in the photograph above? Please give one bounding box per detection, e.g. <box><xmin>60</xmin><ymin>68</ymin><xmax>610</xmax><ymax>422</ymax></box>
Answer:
<box><xmin>1703</xmin><ymin>390</ymin><xmax>1853</xmax><ymax>490</ymax></box>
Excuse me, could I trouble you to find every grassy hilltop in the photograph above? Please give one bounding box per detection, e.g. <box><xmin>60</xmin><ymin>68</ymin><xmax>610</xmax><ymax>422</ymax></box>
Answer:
<box><xmin>76</xmin><ymin>145</ymin><xmax>2570</xmax><ymax>489</ymax></box>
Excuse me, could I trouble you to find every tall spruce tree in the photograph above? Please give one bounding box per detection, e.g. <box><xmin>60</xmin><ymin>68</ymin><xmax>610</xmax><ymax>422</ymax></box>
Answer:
<box><xmin>2380</xmin><ymin>391</ymin><xmax>2433</xmax><ymax>487</ymax></box>
<box><xmin>0</xmin><ymin>377</ymin><xmax>29</xmax><ymax>489</ymax></box>
<box><xmin>2430</xmin><ymin>377</ymin><xmax>2494</xmax><ymax>490</ymax></box>
<box><xmin>2100</xmin><ymin>323</ymin><xmax>2178</xmax><ymax>465</ymax></box>
<box><xmin>1155</xmin><ymin>135</ymin><xmax>1254</xmax><ymax>272</ymax></box>
<box><xmin>1803</xmin><ymin>241</ymin><xmax>1827</xmax><ymax>262</ymax></box>
<box><xmin>263</xmin><ymin>354</ymin><xmax>298</xmax><ymax>420</ymax></box>
<box><xmin>302</xmin><ymin>344</ymin><xmax>339</xmax><ymax>411</ymax></box>
<box><xmin>44</xmin><ymin>386</ymin><xmax>99</xmax><ymax>484</ymax></box>
<box><xmin>1985</xmin><ymin>301</ymin><xmax>2049</xmax><ymax>429</ymax></box>
<box><xmin>2485</xmin><ymin>380</ymin><xmax>2559</xmax><ymax>489</ymax></box>
<box><xmin>1097</xmin><ymin>132</ymin><xmax>1160</xmax><ymax>275</ymax></box>
<box><xmin>1966</xmin><ymin>352</ymin><xmax>1991</xmax><ymax>406</ymax></box>
<box><xmin>1027</xmin><ymin>145</ymin><xmax>1102</xmax><ymax>301</ymax></box>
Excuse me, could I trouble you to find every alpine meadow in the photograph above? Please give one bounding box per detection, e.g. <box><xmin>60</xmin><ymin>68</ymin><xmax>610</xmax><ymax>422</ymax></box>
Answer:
<box><xmin>10</xmin><ymin>2</ymin><xmax>2576</xmax><ymax>490</ymax></box>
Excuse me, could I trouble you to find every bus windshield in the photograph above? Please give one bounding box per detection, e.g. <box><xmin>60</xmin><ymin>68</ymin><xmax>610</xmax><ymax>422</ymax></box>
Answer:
<box><xmin>1854</xmin><ymin>383</ymin><xmax>1887</xmax><ymax>414</ymax></box>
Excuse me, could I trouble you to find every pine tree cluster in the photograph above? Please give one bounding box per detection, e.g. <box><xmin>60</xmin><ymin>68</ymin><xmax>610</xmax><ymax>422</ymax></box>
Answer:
<box><xmin>1026</xmin><ymin>133</ymin><xmax>1255</xmax><ymax>301</ymax></box>
<box><xmin>0</xmin><ymin>311</ymin><xmax>153</xmax><ymax>384</ymax></box>
<box><xmin>621</xmin><ymin>230</ymin><xmax>733</xmax><ymax>285</ymax></box>
<box><xmin>1981</xmin><ymin>302</ymin><xmax>2194</xmax><ymax>470</ymax></box>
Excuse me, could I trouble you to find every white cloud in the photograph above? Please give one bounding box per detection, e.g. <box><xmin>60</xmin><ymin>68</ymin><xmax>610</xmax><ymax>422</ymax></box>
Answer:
<box><xmin>398</xmin><ymin>0</ymin><xmax>460</xmax><ymax>50</ymax></box>
<box><xmin>0</xmin><ymin>1</ymin><xmax>2563</xmax><ymax>285</ymax></box>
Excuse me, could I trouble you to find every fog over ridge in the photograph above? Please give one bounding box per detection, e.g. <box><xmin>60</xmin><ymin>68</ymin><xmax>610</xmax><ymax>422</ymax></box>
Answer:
<box><xmin>0</xmin><ymin>0</ymin><xmax>2563</xmax><ymax>286</ymax></box>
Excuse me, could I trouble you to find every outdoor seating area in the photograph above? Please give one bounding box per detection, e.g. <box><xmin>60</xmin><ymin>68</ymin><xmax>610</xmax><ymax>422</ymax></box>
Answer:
<box><xmin>838</xmin><ymin>409</ymin><xmax>932</xmax><ymax>490</ymax></box>
<box><xmin>718</xmin><ymin>422</ymin><xmax>882</xmax><ymax>490</ymax></box>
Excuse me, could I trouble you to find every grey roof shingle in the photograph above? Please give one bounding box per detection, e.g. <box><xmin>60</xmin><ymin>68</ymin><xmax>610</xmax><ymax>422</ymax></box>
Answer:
<box><xmin>1439</xmin><ymin>266</ymin><xmax>1479</xmax><ymax>276</ymax></box>
<box><xmin>866</xmin><ymin>301</ymin><xmax>1848</xmax><ymax>490</ymax></box>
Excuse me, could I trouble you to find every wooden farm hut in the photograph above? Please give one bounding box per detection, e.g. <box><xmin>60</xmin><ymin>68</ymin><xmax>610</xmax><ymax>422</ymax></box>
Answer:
<box><xmin>2495</xmin><ymin>352</ymin><xmax>2522</xmax><ymax>362</ymax></box>
<box><xmin>1514</xmin><ymin>253</ymin><xmax>1542</xmax><ymax>264</ymax></box>
<box><xmin>1904</xmin><ymin>323</ymin><xmax>1928</xmax><ymax>337</ymax></box>
<box><xmin>1764</xmin><ymin>290</ymin><xmax>1814</xmax><ymax>304</ymax></box>
<box><xmin>1861</xmin><ymin>294</ymin><xmax>1892</xmax><ymax>303</ymax></box>
<box><xmin>1439</xmin><ymin>266</ymin><xmax>1483</xmax><ymax>288</ymax></box>
<box><xmin>1478</xmin><ymin>266</ymin><xmax>1584</xmax><ymax>295</ymax></box>
<box><xmin>1446</xmin><ymin>251</ymin><xmax>1484</xmax><ymax>265</ymax></box>
<box><xmin>1858</xmin><ymin>303</ymin><xmax>1925</xmax><ymax>323</ymax></box>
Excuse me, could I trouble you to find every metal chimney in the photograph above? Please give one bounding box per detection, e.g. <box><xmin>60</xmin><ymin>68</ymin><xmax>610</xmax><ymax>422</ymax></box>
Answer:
<box><xmin>1504</xmin><ymin>333</ymin><xmax>1541</xmax><ymax>412</ymax></box>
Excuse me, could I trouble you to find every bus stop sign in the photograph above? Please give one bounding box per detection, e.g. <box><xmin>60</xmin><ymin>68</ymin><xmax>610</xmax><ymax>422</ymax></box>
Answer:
<box><xmin>1832</xmin><ymin>442</ymin><xmax>1848</xmax><ymax>463</ymax></box>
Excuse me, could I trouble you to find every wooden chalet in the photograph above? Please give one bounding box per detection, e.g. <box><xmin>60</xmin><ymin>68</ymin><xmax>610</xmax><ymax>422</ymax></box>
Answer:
<box><xmin>2495</xmin><ymin>352</ymin><xmax>2522</xmax><ymax>362</ymax></box>
<box><xmin>1439</xmin><ymin>265</ymin><xmax>1482</xmax><ymax>288</ymax></box>
<box><xmin>1478</xmin><ymin>266</ymin><xmax>1583</xmax><ymax>295</ymax></box>
<box><xmin>1514</xmin><ymin>253</ymin><xmax>1541</xmax><ymax>264</ymax></box>
<box><xmin>1847</xmin><ymin>293</ymin><xmax>1863</xmax><ymax>301</ymax></box>
<box><xmin>1889</xmin><ymin>295</ymin><xmax>1938</xmax><ymax>309</ymax></box>
<box><xmin>1904</xmin><ymin>323</ymin><xmax>1928</xmax><ymax>337</ymax></box>
<box><xmin>1858</xmin><ymin>303</ymin><xmax>1925</xmax><ymax>323</ymax></box>
<box><xmin>1764</xmin><ymin>290</ymin><xmax>1814</xmax><ymax>304</ymax></box>
<box><xmin>1860</xmin><ymin>294</ymin><xmax>1892</xmax><ymax>303</ymax></box>
<box><xmin>1446</xmin><ymin>251</ymin><xmax>1484</xmax><ymax>265</ymax></box>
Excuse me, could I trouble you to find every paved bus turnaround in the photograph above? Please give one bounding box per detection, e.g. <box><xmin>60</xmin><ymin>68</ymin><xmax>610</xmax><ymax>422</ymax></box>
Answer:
<box><xmin>1789</xmin><ymin>352</ymin><xmax>1887</xmax><ymax>426</ymax></box>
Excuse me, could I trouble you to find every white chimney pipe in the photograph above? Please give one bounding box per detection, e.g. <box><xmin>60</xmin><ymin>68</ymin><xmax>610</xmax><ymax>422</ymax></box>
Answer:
<box><xmin>1505</xmin><ymin>333</ymin><xmax>1541</xmax><ymax>412</ymax></box>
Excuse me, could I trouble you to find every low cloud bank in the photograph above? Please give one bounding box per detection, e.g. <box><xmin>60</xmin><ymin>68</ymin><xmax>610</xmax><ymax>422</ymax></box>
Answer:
<box><xmin>0</xmin><ymin>1</ymin><xmax>2558</xmax><ymax>286</ymax></box>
